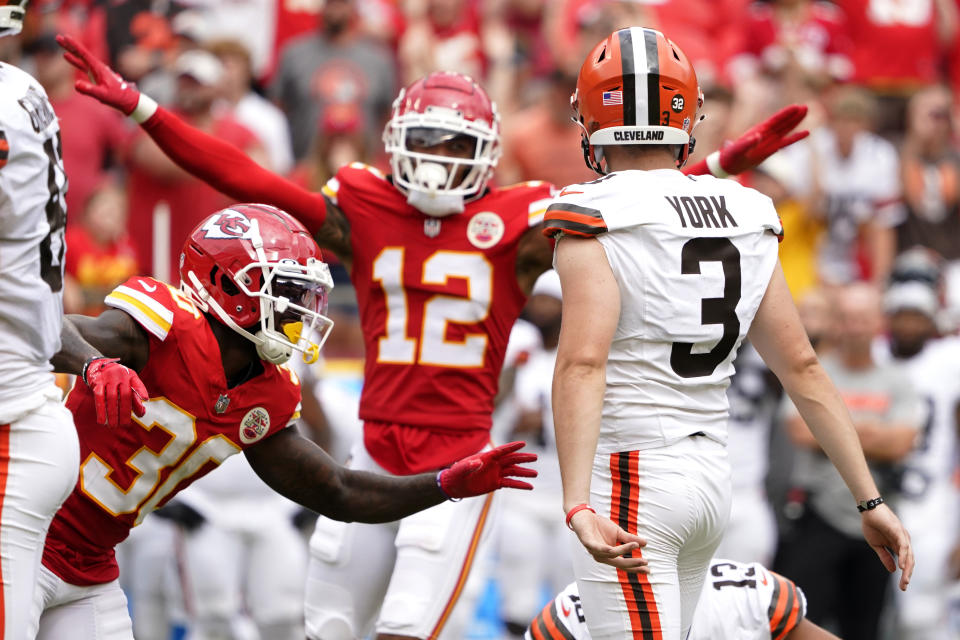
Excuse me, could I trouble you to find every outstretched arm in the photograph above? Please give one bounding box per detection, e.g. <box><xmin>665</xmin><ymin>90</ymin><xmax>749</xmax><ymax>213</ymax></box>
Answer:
<box><xmin>245</xmin><ymin>429</ymin><xmax>537</xmax><ymax>523</ymax></box>
<box><xmin>684</xmin><ymin>104</ymin><xmax>809</xmax><ymax>177</ymax></box>
<box><xmin>56</xmin><ymin>34</ymin><xmax>336</xmax><ymax>246</ymax></box>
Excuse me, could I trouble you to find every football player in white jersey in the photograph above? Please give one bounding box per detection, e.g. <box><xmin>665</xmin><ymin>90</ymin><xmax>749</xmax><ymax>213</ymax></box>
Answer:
<box><xmin>547</xmin><ymin>27</ymin><xmax>914</xmax><ymax>640</ymax></box>
<box><xmin>525</xmin><ymin>558</ymin><xmax>840</xmax><ymax>640</ymax></box>
<box><xmin>0</xmin><ymin>4</ymin><xmax>147</xmax><ymax>636</ymax></box>
<box><xmin>879</xmin><ymin>273</ymin><xmax>960</xmax><ymax>640</ymax></box>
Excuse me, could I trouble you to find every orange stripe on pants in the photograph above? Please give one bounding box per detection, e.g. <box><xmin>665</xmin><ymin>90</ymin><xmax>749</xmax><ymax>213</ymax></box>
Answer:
<box><xmin>428</xmin><ymin>493</ymin><xmax>493</xmax><ymax>639</ymax></box>
<box><xmin>0</xmin><ymin>424</ymin><xmax>11</xmax><ymax>635</ymax></box>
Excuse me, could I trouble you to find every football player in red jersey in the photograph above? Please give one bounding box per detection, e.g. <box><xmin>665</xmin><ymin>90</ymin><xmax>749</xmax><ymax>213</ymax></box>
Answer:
<box><xmin>56</xmin><ymin>33</ymin><xmax>808</xmax><ymax>640</ymax></box>
<box><xmin>33</xmin><ymin>204</ymin><xmax>537</xmax><ymax>640</ymax></box>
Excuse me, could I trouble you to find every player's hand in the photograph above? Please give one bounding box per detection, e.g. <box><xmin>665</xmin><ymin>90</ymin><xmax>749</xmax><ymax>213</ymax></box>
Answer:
<box><xmin>569</xmin><ymin>508</ymin><xmax>649</xmax><ymax>574</ymax></box>
<box><xmin>437</xmin><ymin>441</ymin><xmax>538</xmax><ymax>499</ymax></box>
<box><xmin>860</xmin><ymin>503</ymin><xmax>914</xmax><ymax>591</ymax></box>
<box><xmin>712</xmin><ymin>104</ymin><xmax>809</xmax><ymax>176</ymax></box>
<box><xmin>56</xmin><ymin>34</ymin><xmax>141</xmax><ymax>115</ymax></box>
<box><xmin>82</xmin><ymin>357</ymin><xmax>147</xmax><ymax>428</ymax></box>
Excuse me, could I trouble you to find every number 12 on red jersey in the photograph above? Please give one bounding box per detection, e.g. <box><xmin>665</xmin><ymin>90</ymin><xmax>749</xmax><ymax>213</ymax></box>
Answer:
<box><xmin>372</xmin><ymin>248</ymin><xmax>492</xmax><ymax>368</ymax></box>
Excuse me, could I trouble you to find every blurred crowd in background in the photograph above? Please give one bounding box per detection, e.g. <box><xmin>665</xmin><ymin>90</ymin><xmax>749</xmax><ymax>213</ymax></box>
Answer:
<box><xmin>4</xmin><ymin>0</ymin><xmax>960</xmax><ymax>638</ymax></box>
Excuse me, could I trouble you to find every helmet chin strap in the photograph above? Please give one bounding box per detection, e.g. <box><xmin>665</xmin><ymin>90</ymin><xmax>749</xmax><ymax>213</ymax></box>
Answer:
<box><xmin>405</xmin><ymin>162</ymin><xmax>466</xmax><ymax>217</ymax></box>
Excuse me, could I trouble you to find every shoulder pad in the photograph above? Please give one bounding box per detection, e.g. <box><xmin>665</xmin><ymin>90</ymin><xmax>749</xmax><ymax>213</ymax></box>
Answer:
<box><xmin>542</xmin><ymin>181</ymin><xmax>610</xmax><ymax>238</ymax></box>
<box><xmin>104</xmin><ymin>277</ymin><xmax>201</xmax><ymax>341</ymax></box>
<box><xmin>322</xmin><ymin>162</ymin><xmax>388</xmax><ymax>206</ymax></box>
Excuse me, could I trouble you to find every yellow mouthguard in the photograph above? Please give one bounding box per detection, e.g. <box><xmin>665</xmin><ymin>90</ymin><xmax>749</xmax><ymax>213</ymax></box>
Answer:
<box><xmin>282</xmin><ymin>322</ymin><xmax>320</xmax><ymax>364</ymax></box>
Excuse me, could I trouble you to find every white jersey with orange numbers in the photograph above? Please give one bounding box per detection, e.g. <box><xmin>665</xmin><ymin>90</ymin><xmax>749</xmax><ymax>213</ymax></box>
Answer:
<box><xmin>526</xmin><ymin>559</ymin><xmax>807</xmax><ymax>640</ymax></box>
<box><xmin>543</xmin><ymin>170</ymin><xmax>782</xmax><ymax>452</ymax></box>
<box><xmin>0</xmin><ymin>62</ymin><xmax>67</xmax><ymax>418</ymax></box>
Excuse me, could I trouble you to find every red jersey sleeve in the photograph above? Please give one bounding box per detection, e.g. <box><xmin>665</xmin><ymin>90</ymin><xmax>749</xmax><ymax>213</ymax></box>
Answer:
<box><xmin>140</xmin><ymin>107</ymin><xmax>327</xmax><ymax>233</ymax></box>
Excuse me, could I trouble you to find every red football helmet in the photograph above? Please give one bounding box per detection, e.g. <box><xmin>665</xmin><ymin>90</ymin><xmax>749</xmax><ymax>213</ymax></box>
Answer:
<box><xmin>179</xmin><ymin>204</ymin><xmax>334</xmax><ymax>365</ymax></box>
<box><xmin>382</xmin><ymin>71</ymin><xmax>501</xmax><ymax>216</ymax></box>
<box><xmin>574</xmin><ymin>27</ymin><xmax>703</xmax><ymax>173</ymax></box>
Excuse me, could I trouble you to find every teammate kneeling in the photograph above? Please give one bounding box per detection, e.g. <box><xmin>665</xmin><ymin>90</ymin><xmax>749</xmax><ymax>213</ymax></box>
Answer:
<box><xmin>32</xmin><ymin>204</ymin><xmax>536</xmax><ymax>639</ymax></box>
<box><xmin>526</xmin><ymin>559</ymin><xmax>840</xmax><ymax>640</ymax></box>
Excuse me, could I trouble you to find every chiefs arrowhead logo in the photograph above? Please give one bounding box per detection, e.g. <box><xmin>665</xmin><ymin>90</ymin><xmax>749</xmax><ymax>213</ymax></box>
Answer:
<box><xmin>239</xmin><ymin>407</ymin><xmax>271</xmax><ymax>444</ymax></box>
<box><xmin>201</xmin><ymin>210</ymin><xmax>253</xmax><ymax>239</ymax></box>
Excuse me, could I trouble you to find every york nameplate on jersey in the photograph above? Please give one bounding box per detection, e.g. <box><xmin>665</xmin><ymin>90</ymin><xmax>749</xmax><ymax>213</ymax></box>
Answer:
<box><xmin>613</xmin><ymin>130</ymin><xmax>664</xmax><ymax>142</ymax></box>
<box><xmin>17</xmin><ymin>87</ymin><xmax>55</xmax><ymax>133</ymax></box>
<box><xmin>665</xmin><ymin>195</ymin><xmax>739</xmax><ymax>230</ymax></box>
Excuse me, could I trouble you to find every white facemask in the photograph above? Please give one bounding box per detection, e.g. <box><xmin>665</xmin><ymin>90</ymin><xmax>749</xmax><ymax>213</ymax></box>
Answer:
<box><xmin>404</xmin><ymin>162</ymin><xmax>465</xmax><ymax>217</ymax></box>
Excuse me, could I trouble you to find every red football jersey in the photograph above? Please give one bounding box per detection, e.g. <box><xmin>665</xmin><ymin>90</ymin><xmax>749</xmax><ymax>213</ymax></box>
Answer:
<box><xmin>322</xmin><ymin>164</ymin><xmax>554</xmax><ymax>473</ymax></box>
<box><xmin>42</xmin><ymin>277</ymin><xmax>301</xmax><ymax>586</ymax></box>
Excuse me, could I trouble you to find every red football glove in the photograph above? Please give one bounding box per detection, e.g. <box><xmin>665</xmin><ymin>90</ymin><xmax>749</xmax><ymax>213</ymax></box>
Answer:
<box><xmin>437</xmin><ymin>441</ymin><xmax>538</xmax><ymax>499</ymax></box>
<box><xmin>711</xmin><ymin>104</ymin><xmax>809</xmax><ymax>176</ymax></box>
<box><xmin>82</xmin><ymin>357</ymin><xmax>148</xmax><ymax>428</ymax></box>
<box><xmin>57</xmin><ymin>33</ymin><xmax>141</xmax><ymax>116</ymax></box>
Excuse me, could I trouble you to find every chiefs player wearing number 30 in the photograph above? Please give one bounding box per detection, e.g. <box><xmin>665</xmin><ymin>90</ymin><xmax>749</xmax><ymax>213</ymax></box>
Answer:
<box><xmin>31</xmin><ymin>203</ymin><xmax>537</xmax><ymax>640</ymax></box>
<box><xmin>56</xmin><ymin>30</ymin><xmax>810</xmax><ymax>639</ymax></box>
<box><xmin>548</xmin><ymin>28</ymin><xmax>914</xmax><ymax>640</ymax></box>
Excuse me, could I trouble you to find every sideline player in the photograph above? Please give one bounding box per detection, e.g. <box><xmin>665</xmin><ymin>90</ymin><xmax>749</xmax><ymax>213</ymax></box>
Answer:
<box><xmin>548</xmin><ymin>28</ymin><xmax>913</xmax><ymax>640</ymax></box>
<box><xmin>32</xmin><ymin>204</ymin><xmax>537</xmax><ymax>639</ymax></box>
<box><xmin>879</xmin><ymin>261</ymin><xmax>960</xmax><ymax>640</ymax></box>
<box><xmin>526</xmin><ymin>558</ymin><xmax>841</xmax><ymax>640</ymax></box>
<box><xmin>56</xmin><ymin>33</ymin><xmax>808</xmax><ymax>640</ymax></box>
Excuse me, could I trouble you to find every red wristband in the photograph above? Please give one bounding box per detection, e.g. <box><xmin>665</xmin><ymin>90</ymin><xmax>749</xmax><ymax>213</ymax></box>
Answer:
<box><xmin>565</xmin><ymin>503</ymin><xmax>596</xmax><ymax>530</ymax></box>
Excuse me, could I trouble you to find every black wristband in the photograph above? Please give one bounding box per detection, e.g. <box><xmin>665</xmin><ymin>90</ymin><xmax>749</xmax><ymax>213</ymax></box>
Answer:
<box><xmin>80</xmin><ymin>356</ymin><xmax>107</xmax><ymax>385</ymax></box>
<box><xmin>856</xmin><ymin>496</ymin><xmax>884</xmax><ymax>513</ymax></box>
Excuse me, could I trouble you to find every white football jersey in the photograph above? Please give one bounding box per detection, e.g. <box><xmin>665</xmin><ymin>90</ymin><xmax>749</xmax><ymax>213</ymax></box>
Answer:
<box><xmin>726</xmin><ymin>342</ymin><xmax>781</xmax><ymax>491</ymax></box>
<box><xmin>0</xmin><ymin>62</ymin><xmax>67</xmax><ymax>415</ymax></box>
<box><xmin>544</xmin><ymin>170</ymin><xmax>781</xmax><ymax>452</ymax></box>
<box><xmin>877</xmin><ymin>336</ymin><xmax>960</xmax><ymax>500</ymax></box>
<box><xmin>526</xmin><ymin>559</ymin><xmax>806</xmax><ymax>640</ymax></box>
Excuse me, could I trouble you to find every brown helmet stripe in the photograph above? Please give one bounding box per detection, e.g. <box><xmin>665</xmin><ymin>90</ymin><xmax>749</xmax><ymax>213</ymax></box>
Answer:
<box><xmin>617</xmin><ymin>28</ymin><xmax>636</xmax><ymax>126</ymax></box>
<box><xmin>643</xmin><ymin>29</ymin><xmax>660</xmax><ymax>126</ymax></box>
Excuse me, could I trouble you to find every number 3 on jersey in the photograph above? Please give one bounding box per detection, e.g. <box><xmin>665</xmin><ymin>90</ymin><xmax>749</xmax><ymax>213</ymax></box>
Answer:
<box><xmin>373</xmin><ymin>248</ymin><xmax>492</xmax><ymax>367</ymax></box>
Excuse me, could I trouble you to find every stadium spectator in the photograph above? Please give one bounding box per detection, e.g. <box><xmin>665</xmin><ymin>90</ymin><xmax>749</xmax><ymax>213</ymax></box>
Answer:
<box><xmin>780</xmin><ymin>86</ymin><xmax>904</xmax><ymax>286</ymax></box>
<box><xmin>63</xmin><ymin>179</ymin><xmax>138</xmax><ymax>315</ymax></box>
<box><xmin>271</xmin><ymin>0</ymin><xmax>395</xmax><ymax>160</ymax></box>
<box><xmin>896</xmin><ymin>86</ymin><xmax>960</xmax><ymax>262</ymax></box>
<box><xmin>776</xmin><ymin>283</ymin><xmax>922</xmax><ymax>640</ymax></box>
<box><xmin>290</xmin><ymin>104</ymin><xmax>371</xmax><ymax>194</ymax></box>
<box><xmin>209</xmin><ymin>38</ymin><xmax>294</xmax><ymax>174</ymax></box>
<box><xmin>750</xmin><ymin>153</ymin><xmax>825</xmax><ymax>298</ymax></box>
<box><xmin>31</xmin><ymin>29</ymin><xmax>128</xmax><ymax>221</ymax></box>
<box><xmin>498</xmin><ymin>69</ymin><xmax>593</xmax><ymax>186</ymax></box>
<box><xmin>836</xmin><ymin>0</ymin><xmax>958</xmax><ymax>133</ymax></box>
<box><xmin>125</xmin><ymin>48</ymin><xmax>264</xmax><ymax>279</ymax></box>
<box><xmin>728</xmin><ymin>0</ymin><xmax>853</xmax><ymax>86</ymax></box>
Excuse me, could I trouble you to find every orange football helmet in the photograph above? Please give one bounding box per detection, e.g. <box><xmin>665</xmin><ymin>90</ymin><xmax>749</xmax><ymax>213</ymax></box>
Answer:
<box><xmin>573</xmin><ymin>27</ymin><xmax>703</xmax><ymax>173</ymax></box>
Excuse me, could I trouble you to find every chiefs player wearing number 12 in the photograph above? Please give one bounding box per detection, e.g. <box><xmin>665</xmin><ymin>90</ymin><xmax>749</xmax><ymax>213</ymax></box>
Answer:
<box><xmin>56</xmin><ymin>31</ymin><xmax>811</xmax><ymax>640</ymax></box>
<box><xmin>549</xmin><ymin>27</ymin><xmax>914</xmax><ymax>640</ymax></box>
<box><xmin>32</xmin><ymin>204</ymin><xmax>536</xmax><ymax>640</ymax></box>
